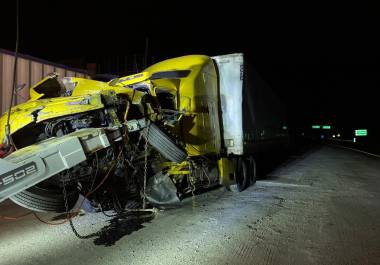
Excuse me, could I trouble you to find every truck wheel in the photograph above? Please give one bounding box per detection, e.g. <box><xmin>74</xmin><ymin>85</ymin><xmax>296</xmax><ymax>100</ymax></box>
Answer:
<box><xmin>142</xmin><ymin>123</ymin><xmax>187</xmax><ymax>163</ymax></box>
<box><xmin>247</xmin><ymin>156</ymin><xmax>257</xmax><ymax>185</ymax></box>
<box><xmin>235</xmin><ymin>158</ymin><xmax>249</xmax><ymax>192</ymax></box>
<box><xmin>10</xmin><ymin>185</ymin><xmax>79</xmax><ymax>213</ymax></box>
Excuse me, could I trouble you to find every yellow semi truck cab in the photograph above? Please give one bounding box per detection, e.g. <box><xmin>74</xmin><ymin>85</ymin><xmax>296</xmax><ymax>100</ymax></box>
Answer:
<box><xmin>0</xmin><ymin>53</ymin><xmax>289</xmax><ymax>210</ymax></box>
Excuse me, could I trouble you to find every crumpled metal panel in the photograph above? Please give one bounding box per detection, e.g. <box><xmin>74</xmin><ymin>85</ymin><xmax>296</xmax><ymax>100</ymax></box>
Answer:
<box><xmin>0</xmin><ymin>128</ymin><xmax>110</xmax><ymax>203</ymax></box>
<box><xmin>0</xmin><ymin>94</ymin><xmax>104</xmax><ymax>144</ymax></box>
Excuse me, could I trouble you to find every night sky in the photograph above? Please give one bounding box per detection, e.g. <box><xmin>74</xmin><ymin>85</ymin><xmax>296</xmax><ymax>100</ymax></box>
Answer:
<box><xmin>1</xmin><ymin>1</ymin><xmax>379</xmax><ymax>129</ymax></box>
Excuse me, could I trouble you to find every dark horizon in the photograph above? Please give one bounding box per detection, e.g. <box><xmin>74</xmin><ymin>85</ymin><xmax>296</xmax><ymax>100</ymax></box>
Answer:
<box><xmin>1</xmin><ymin>0</ymin><xmax>379</xmax><ymax>129</ymax></box>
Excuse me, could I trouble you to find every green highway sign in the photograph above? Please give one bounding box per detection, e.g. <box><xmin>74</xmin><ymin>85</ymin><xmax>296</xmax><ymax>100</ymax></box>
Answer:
<box><xmin>355</xmin><ymin>129</ymin><xmax>367</xmax><ymax>136</ymax></box>
<box><xmin>322</xmin><ymin>125</ymin><xmax>331</xmax><ymax>129</ymax></box>
<box><xmin>312</xmin><ymin>125</ymin><xmax>320</xmax><ymax>129</ymax></box>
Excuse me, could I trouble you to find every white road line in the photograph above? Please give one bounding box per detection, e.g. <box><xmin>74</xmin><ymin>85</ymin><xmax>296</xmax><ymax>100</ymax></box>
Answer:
<box><xmin>257</xmin><ymin>181</ymin><xmax>312</xmax><ymax>188</ymax></box>
<box><xmin>330</xmin><ymin>144</ymin><xmax>380</xmax><ymax>159</ymax></box>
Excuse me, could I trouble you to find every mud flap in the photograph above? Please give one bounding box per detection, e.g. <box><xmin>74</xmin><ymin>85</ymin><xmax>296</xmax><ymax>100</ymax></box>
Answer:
<box><xmin>145</xmin><ymin>172</ymin><xmax>180</xmax><ymax>206</ymax></box>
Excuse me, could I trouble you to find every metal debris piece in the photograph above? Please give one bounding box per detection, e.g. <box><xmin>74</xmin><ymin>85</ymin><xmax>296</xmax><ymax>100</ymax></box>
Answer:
<box><xmin>145</xmin><ymin>172</ymin><xmax>180</xmax><ymax>205</ymax></box>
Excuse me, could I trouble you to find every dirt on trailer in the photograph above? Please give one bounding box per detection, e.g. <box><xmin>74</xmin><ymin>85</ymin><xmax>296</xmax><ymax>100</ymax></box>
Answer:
<box><xmin>1</xmin><ymin>145</ymin><xmax>380</xmax><ymax>265</ymax></box>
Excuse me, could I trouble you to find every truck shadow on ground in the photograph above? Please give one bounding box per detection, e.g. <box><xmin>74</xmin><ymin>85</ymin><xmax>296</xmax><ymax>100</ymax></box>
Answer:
<box><xmin>93</xmin><ymin>211</ymin><xmax>155</xmax><ymax>246</ymax></box>
<box><xmin>256</xmin><ymin>141</ymin><xmax>318</xmax><ymax>180</ymax></box>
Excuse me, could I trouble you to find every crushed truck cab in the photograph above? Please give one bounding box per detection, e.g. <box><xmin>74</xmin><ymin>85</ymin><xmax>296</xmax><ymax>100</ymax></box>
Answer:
<box><xmin>0</xmin><ymin>53</ymin><xmax>288</xmax><ymax>213</ymax></box>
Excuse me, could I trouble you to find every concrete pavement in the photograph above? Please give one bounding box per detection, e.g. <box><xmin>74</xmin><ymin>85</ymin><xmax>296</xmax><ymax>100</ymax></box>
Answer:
<box><xmin>1</xmin><ymin>145</ymin><xmax>380</xmax><ymax>265</ymax></box>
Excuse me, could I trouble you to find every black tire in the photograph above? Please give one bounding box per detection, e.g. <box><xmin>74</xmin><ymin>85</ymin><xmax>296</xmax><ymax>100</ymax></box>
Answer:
<box><xmin>10</xmin><ymin>185</ymin><xmax>79</xmax><ymax>213</ymax></box>
<box><xmin>142</xmin><ymin>123</ymin><xmax>187</xmax><ymax>163</ymax></box>
<box><xmin>235</xmin><ymin>158</ymin><xmax>249</xmax><ymax>192</ymax></box>
<box><xmin>247</xmin><ymin>156</ymin><xmax>257</xmax><ymax>185</ymax></box>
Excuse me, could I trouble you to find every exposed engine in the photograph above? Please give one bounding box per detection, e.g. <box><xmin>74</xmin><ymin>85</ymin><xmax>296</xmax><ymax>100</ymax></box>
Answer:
<box><xmin>0</xmin><ymin>55</ymin><xmax>239</xmax><ymax>214</ymax></box>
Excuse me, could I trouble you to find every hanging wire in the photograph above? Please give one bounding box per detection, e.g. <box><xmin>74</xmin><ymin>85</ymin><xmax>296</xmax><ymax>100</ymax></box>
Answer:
<box><xmin>5</xmin><ymin>0</ymin><xmax>20</xmax><ymax>146</ymax></box>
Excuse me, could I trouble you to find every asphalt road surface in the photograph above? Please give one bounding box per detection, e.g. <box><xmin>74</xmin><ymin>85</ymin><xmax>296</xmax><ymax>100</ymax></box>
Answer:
<box><xmin>1</xmin><ymin>145</ymin><xmax>380</xmax><ymax>265</ymax></box>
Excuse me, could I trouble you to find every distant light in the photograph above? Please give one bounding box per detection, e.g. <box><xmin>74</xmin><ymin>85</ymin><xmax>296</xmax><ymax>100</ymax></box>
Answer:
<box><xmin>337</xmin><ymin>133</ymin><xmax>341</xmax><ymax>138</ymax></box>
<box><xmin>353</xmin><ymin>137</ymin><xmax>356</xmax><ymax>143</ymax></box>
<box><xmin>355</xmin><ymin>129</ymin><xmax>367</xmax><ymax>136</ymax></box>
<box><xmin>282</xmin><ymin>125</ymin><xmax>288</xmax><ymax>130</ymax></box>
<box><xmin>321</xmin><ymin>135</ymin><xmax>325</xmax><ymax>139</ymax></box>
<box><xmin>322</xmin><ymin>125</ymin><xmax>331</xmax><ymax>129</ymax></box>
<box><xmin>312</xmin><ymin>125</ymin><xmax>320</xmax><ymax>129</ymax></box>
<box><xmin>332</xmin><ymin>135</ymin><xmax>336</xmax><ymax>138</ymax></box>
